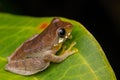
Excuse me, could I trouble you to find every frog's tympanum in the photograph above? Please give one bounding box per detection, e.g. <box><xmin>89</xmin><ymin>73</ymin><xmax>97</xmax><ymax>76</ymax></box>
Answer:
<box><xmin>5</xmin><ymin>18</ymin><xmax>78</xmax><ymax>75</ymax></box>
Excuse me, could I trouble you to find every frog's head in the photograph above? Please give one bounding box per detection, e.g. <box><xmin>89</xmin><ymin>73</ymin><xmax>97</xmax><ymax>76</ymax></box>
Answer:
<box><xmin>50</xmin><ymin>18</ymin><xmax>73</xmax><ymax>44</ymax></box>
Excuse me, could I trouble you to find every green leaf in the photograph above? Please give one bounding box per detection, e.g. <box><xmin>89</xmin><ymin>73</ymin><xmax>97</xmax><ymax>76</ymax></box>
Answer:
<box><xmin>0</xmin><ymin>13</ymin><xmax>116</xmax><ymax>80</ymax></box>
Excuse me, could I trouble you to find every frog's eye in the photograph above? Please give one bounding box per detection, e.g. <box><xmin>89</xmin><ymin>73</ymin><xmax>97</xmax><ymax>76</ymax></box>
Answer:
<box><xmin>58</xmin><ymin>28</ymin><xmax>66</xmax><ymax>37</ymax></box>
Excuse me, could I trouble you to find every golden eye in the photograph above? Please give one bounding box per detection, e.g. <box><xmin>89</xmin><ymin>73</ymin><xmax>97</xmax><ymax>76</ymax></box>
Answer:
<box><xmin>58</xmin><ymin>28</ymin><xmax>66</xmax><ymax>37</ymax></box>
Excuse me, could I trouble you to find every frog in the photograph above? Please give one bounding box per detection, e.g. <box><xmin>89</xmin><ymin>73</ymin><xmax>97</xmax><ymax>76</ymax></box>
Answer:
<box><xmin>5</xmin><ymin>18</ymin><xmax>78</xmax><ymax>75</ymax></box>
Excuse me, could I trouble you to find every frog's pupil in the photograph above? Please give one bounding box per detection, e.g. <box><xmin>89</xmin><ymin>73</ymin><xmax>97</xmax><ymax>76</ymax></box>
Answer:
<box><xmin>58</xmin><ymin>28</ymin><xmax>65</xmax><ymax>37</ymax></box>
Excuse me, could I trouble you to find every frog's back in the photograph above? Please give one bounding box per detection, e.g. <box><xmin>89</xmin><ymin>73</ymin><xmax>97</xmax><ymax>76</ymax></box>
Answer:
<box><xmin>8</xmin><ymin>33</ymin><xmax>50</xmax><ymax>61</ymax></box>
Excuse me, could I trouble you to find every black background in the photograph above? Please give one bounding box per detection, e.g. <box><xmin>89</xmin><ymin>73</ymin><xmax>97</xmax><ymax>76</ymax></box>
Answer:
<box><xmin>0</xmin><ymin>0</ymin><xmax>119</xmax><ymax>79</ymax></box>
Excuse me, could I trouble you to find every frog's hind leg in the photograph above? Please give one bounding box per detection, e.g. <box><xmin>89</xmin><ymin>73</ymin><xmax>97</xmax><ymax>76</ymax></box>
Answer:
<box><xmin>44</xmin><ymin>42</ymin><xmax>78</xmax><ymax>63</ymax></box>
<box><xmin>5</xmin><ymin>58</ymin><xmax>49</xmax><ymax>75</ymax></box>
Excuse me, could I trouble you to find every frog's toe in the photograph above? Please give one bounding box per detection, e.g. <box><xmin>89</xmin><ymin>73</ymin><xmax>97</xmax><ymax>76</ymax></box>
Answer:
<box><xmin>60</xmin><ymin>46</ymin><xmax>67</xmax><ymax>55</ymax></box>
<box><xmin>66</xmin><ymin>41</ymin><xmax>76</xmax><ymax>51</ymax></box>
<box><xmin>72</xmin><ymin>48</ymin><xmax>78</xmax><ymax>54</ymax></box>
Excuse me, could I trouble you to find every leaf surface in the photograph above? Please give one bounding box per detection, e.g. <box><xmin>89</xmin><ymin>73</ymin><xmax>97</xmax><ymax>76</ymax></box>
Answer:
<box><xmin>0</xmin><ymin>13</ymin><xmax>116</xmax><ymax>80</ymax></box>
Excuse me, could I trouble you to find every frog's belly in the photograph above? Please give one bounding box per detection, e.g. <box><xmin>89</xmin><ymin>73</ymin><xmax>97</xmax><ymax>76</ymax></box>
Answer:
<box><xmin>5</xmin><ymin>58</ymin><xmax>50</xmax><ymax>75</ymax></box>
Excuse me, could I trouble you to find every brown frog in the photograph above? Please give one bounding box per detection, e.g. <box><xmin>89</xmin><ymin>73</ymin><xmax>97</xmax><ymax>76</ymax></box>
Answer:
<box><xmin>5</xmin><ymin>18</ymin><xmax>78</xmax><ymax>75</ymax></box>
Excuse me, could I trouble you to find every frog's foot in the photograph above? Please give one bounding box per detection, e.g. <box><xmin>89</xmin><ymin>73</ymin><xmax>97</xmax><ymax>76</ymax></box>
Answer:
<box><xmin>60</xmin><ymin>41</ymin><xmax>78</xmax><ymax>55</ymax></box>
<box><xmin>44</xmin><ymin>41</ymin><xmax>78</xmax><ymax>63</ymax></box>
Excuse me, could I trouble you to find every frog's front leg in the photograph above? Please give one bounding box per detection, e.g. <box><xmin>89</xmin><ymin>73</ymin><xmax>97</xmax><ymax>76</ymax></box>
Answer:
<box><xmin>44</xmin><ymin>42</ymin><xmax>78</xmax><ymax>63</ymax></box>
